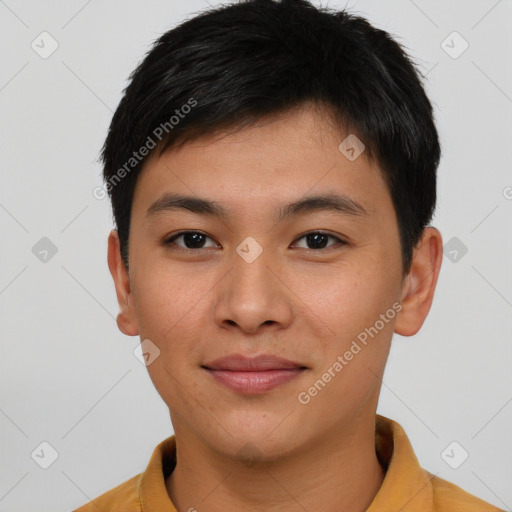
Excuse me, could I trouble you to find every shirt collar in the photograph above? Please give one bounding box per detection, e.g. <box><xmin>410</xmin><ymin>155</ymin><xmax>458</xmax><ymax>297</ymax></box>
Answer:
<box><xmin>139</xmin><ymin>414</ymin><xmax>434</xmax><ymax>511</ymax></box>
<box><xmin>367</xmin><ymin>414</ymin><xmax>434</xmax><ymax>511</ymax></box>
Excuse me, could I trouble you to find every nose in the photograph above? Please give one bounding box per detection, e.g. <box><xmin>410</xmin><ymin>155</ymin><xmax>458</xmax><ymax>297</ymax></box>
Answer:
<box><xmin>213</xmin><ymin>244</ymin><xmax>294</xmax><ymax>334</ymax></box>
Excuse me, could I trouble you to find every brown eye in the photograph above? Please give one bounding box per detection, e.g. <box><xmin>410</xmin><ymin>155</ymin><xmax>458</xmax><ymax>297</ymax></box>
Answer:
<box><xmin>164</xmin><ymin>231</ymin><xmax>218</xmax><ymax>250</ymax></box>
<box><xmin>292</xmin><ymin>232</ymin><xmax>346</xmax><ymax>250</ymax></box>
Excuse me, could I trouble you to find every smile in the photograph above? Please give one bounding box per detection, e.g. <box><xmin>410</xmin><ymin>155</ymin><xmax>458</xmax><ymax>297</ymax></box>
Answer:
<box><xmin>202</xmin><ymin>354</ymin><xmax>308</xmax><ymax>394</ymax></box>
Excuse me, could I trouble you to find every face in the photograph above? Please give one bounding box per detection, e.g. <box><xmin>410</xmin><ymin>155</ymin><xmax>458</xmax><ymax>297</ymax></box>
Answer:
<box><xmin>108</xmin><ymin>103</ymin><xmax>440</xmax><ymax>461</ymax></box>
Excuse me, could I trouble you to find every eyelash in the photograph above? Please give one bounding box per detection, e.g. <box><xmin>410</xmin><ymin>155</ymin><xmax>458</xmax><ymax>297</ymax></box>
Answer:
<box><xmin>162</xmin><ymin>230</ymin><xmax>347</xmax><ymax>253</ymax></box>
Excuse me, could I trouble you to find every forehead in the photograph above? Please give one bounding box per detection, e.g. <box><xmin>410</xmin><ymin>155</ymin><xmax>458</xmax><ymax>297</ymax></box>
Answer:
<box><xmin>131</xmin><ymin>104</ymin><xmax>391</xmax><ymax>220</ymax></box>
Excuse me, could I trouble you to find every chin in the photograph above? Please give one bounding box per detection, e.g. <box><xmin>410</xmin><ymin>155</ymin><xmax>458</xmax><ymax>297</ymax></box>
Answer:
<box><xmin>209</xmin><ymin>419</ymin><xmax>303</xmax><ymax>461</ymax></box>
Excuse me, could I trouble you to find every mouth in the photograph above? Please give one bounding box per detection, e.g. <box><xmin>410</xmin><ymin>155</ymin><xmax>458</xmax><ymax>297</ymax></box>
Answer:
<box><xmin>202</xmin><ymin>354</ymin><xmax>308</xmax><ymax>394</ymax></box>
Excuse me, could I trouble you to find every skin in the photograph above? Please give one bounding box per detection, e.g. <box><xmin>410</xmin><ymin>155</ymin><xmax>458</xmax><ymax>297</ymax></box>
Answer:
<box><xmin>108</xmin><ymin>102</ymin><xmax>443</xmax><ymax>512</ymax></box>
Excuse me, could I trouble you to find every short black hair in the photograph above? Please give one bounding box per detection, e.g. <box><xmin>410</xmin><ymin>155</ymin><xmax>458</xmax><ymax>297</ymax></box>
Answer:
<box><xmin>101</xmin><ymin>0</ymin><xmax>441</xmax><ymax>273</ymax></box>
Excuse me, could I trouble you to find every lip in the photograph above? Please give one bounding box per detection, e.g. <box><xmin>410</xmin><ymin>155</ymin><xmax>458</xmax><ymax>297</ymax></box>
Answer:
<box><xmin>202</xmin><ymin>354</ymin><xmax>307</xmax><ymax>394</ymax></box>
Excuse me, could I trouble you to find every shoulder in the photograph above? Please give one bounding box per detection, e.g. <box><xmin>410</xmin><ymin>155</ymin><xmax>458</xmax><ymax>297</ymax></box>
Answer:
<box><xmin>72</xmin><ymin>435</ymin><xmax>176</xmax><ymax>511</ymax></box>
<box><xmin>72</xmin><ymin>472</ymin><xmax>143</xmax><ymax>512</ymax></box>
<box><xmin>428</xmin><ymin>471</ymin><xmax>504</xmax><ymax>512</ymax></box>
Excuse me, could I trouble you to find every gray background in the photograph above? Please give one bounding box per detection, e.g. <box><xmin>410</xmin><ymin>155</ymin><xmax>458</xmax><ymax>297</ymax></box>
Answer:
<box><xmin>0</xmin><ymin>0</ymin><xmax>511</xmax><ymax>510</ymax></box>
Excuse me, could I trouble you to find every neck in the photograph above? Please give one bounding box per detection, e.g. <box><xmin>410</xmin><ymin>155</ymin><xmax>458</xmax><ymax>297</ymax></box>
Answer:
<box><xmin>166</xmin><ymin>416</ymin><xmax>385</xmax><ymax>512</ymax></box>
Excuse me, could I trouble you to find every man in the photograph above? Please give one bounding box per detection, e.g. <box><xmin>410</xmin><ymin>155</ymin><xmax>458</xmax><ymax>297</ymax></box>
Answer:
<box><xmin>75</xmin><ymin>0</ymin><xmax>503</xmax><ymax>510</ymax></box>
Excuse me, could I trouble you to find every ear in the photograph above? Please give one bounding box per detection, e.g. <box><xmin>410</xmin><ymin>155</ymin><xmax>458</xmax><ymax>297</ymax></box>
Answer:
<box><xmin>107</xmin><ymin>230</ymin><xmax>139</xmax><ymax>336</ymax></box>
<box><xmin>394</xmin><ymin>227</ymin><xmax>443</xmax><ymax>337</ymax></box>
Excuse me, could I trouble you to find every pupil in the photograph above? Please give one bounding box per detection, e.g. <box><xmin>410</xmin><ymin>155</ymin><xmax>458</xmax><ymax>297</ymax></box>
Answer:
<box><xmin>185</xmin><ymin>232</ymin><xmax>205</xmax><ymax>248</ymax></box>
<box><xmin>307</xmin><ymin>233</ymin><xmax>328</xmax><ymax>249</ymax></box>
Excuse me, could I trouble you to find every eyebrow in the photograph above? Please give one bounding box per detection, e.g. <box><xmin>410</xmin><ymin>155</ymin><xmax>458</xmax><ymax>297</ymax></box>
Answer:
<box><xmin>146</xmin><ymin>192</ymin><xmax>369</xmax><ymax>222</ymax></box>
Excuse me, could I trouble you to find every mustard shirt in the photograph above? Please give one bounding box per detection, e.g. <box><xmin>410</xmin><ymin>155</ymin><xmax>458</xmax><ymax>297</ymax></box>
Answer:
<box><xmin>73</xmin><ymin>415</ymin><xmax>503</xmax><ymax>511</ymax></box>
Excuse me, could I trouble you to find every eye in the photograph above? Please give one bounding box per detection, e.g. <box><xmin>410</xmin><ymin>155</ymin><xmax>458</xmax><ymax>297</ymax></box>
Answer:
<box><xmin>163</xmin><ymin>230</ymin><xmax>346</xmax><ymax>252</ymax></box>
<box><xmin>163</xmin><ymin>231</ymin><xmax>219</xmax><ymax>250</ymax></box>
<box><xmin>292</xmin><ymin>231</ymin><xmax>346</xmax><ymax>250</ymax></box>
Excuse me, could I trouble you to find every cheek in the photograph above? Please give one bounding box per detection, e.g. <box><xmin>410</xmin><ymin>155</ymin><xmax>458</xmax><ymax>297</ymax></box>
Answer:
<box><xmin>295</xmin><ymin>251</ymin><xmax>401</xmax><ymax>360</ymax></box>
<box><xmin>130</xmin><ymin>263</ymin><xmax>213</xmax><ymax>352</ymax></box>
<box><xmin>297</xmin><ymin>258</ymin><xmax>395</xmax><ymax>325</ymax></box>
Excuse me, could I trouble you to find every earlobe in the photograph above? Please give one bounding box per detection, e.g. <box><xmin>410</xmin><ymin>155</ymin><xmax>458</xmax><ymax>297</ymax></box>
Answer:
<box><xmin>394</xmin><ymin>227</ymin><xmax>443</xmax><ymax>337</ymax></box>
<box><xmin>107</xmin><ymin>230</ymin><xmax>139</xmax><ymax>336</ymax></box>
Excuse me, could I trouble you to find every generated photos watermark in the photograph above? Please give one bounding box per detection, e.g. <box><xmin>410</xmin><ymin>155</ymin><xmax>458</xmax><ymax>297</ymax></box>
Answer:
<box><xmin>298</xmin><ymin>301</ymin><xmax>403</xmax><ymax>405</ymax></box>
<box><xmin>93</xmin><ymin>97</ymin><xmax>198</xmax><ymax>200</ymax></box>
